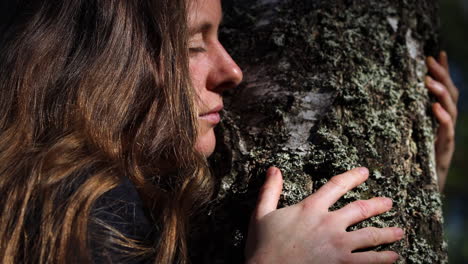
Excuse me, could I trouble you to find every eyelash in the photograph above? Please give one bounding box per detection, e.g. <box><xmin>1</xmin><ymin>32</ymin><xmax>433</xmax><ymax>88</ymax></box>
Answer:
<box><xmin>189</xmin><ymin>47</ymin><xmax>207</xmax><ymax>53</ymax></box>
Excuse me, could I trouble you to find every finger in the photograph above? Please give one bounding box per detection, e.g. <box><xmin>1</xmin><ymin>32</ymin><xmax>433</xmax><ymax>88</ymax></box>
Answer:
<box><xmin>433</xmin><ymin>103</ymin><xmax>455</xmax><ymax>189</ymax></box>
<box><xmin>426</xmin><ymin>76</ymin><xmax>458</xmax><ymax>121</ymax></box>
<box><xmin>350</xmin><ymin>251</ymin><xmax>399</xmax><ymax>264</ymax></box>
<box><xmin>433</xmin><ymin>103</ymin><xmax>456</xmax><ymax>145</ymax></box>
<box><xmin>427</xmin><ymin>56</ymin><xmax>459</xmax><ymax>102</ymax></box>
<box><xmin>427</xmin><ymin>56</ymin><xmax>451</xmax><ymax>85</ymax></box>
<box><xmin>305</xmin><ymin>167</ymin><xmax>369</xmax><ymax>210</ymax></box>
<box><xmin>346</xmin><ymin>227</ymin><xmax>404</xmax><ymax>250</ymax></box>
<box><xmin>253</xmin><ymin>167</ymin><xmax>283</xmax><ymax>220</ymax></box>
<box><xmin>334</xmin><ymin>197</ymin><xmax>393</xmax><ymax>227</ymax></box>
<box><xmin>439</xmin><ymin>51</ymin><xmax>449</xmax><ymax>71</ymax></box>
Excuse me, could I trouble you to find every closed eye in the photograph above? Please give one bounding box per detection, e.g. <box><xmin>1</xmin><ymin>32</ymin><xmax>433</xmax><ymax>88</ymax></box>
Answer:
<box><xmin>189</xmin><ymin>47</ymin><xmax>207</xmax><ymax>53</ymax></box>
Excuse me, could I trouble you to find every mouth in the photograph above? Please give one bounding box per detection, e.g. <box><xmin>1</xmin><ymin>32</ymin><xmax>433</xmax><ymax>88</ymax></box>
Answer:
<box><xmin>198</xmin><ymin>105</ymin><xmax>223</xmax><ymax>124</ymax></box>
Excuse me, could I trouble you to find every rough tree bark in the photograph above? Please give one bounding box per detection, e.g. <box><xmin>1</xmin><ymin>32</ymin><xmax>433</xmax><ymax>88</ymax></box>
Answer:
<box><xmin>196</xmin><ymin>0</ymin><xmax>447</xmax><ymax>263</ymax></box>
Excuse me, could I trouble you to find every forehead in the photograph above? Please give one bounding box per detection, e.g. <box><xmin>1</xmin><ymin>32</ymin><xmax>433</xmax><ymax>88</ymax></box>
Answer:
<box><xmin>188</xmin><ymin>0</ymin><xmax>222</xmax><ymax>24</ymax></box>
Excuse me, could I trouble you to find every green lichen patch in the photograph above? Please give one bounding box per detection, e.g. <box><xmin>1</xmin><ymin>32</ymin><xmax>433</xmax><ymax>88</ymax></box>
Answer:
<box><xmin>204</xmin><ymin>0</ymin><xmax>447</xmax><ymax>263</ymax></box>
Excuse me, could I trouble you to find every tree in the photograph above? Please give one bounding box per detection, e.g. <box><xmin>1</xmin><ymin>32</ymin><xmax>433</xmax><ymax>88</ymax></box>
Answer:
<box><xmin>195</xmin><ymin>0</ymin><xmax>447</xmax><ymax>263</ymax></box>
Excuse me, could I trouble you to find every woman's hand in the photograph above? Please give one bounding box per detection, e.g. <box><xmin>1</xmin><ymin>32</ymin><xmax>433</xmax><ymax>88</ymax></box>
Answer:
<box><xmin>425</xmin><ymin>51</ymin><xmax>459</xmax><ymax>192</ymax></box>
<box><xmin>246</xmin><ymin>167</ymin><xmax>403</xmax><ymax>264</ymax></box>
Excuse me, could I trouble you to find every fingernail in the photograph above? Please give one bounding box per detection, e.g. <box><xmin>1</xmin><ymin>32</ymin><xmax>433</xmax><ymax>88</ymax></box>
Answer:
<box><xmin>426</xmin><ymin>76</ymin><xmax>433</xmax><ymax>84</ymax></box>
<box><xmin>395</xmin><ymin>228</ymin><xmax>405</xmax><ymax>239</ymax></box>
<box><xmin>267</xmin><ymin>167</ymin><xmax>275</xmax><ymax>177</ymax></box>
<box><xmin>428</xmin><ymin>56</ymin><xmax>437</xmax><ymax>65</ymax></box>
<box><xmin>384</xmin><ymin>198</ymin><xmax>393</xmax><ymax>207</ymax></box>
<box><xmin>269</xmin><ymin>167</ymin><xmax>279</xmax><ymax>177</ymax></box>
<box><xmin>274</xmin><ymin>168</ymin><xmax>280</xmax><ymax>176</ymax></box>
<box><xmin>358</xmin><ymin>167</ymin><xmax>369</xmax><ymax>175</ymax></box>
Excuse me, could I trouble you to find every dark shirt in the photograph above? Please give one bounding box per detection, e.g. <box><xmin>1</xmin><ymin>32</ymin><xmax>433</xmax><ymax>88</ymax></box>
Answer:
<box><xmin>89</xmin><ymin>177</ymin><xmax>156</xmax><ymax>264</ymax></box>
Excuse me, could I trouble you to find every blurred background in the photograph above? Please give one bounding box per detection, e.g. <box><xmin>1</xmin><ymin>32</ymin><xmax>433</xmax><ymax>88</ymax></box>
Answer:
<box><xmin>440</xmin><ymin>0</ymin><xmax>468</xmax><ymax>263</ymax></box>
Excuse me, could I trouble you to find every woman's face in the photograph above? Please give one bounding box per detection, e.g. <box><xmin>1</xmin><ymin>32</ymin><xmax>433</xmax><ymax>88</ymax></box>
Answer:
<box><xmin>188</xmin><ymin>0</ymin><xmax>243</xmax><ymax>157</ymax></box>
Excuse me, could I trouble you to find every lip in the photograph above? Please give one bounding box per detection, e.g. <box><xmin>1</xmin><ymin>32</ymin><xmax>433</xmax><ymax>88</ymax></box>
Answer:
<box><xmin>199</xmin><ymin>105</ymin><xmax>223</xmax><ymax>124</ymax></box>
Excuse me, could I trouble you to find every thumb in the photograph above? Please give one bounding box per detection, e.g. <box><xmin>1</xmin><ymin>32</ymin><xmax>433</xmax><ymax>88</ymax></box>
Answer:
<box><xmin>253</xmin><ymin>167</ymin><xmax>283</xmax><ymax>220</ymax></box>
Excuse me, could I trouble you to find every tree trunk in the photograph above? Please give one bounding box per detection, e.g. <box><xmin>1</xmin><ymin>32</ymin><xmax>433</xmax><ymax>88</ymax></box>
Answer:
<box><xmin>196</xmin><ymin>0</ymin><xmax>447</xmax><ymax>263</ymax></box>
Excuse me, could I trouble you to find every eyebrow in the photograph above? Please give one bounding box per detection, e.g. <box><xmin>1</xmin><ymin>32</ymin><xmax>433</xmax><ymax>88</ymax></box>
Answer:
<box><xmin>189</xmin><ymin>22</ymin><xmax>213</xmax><ymax>36</ymax></box>
<box><xmin>188</xmin><ymin>14</ymin><xmax>224</xmax><ymax>36</ymax></box>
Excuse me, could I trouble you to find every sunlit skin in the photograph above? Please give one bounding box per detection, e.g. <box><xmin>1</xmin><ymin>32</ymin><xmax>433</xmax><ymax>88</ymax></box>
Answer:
<box><xmin>188</xmin><ymin>0</ymin><xmax>458</xmax><ymax>263</ymax></box>
<box><xmin>188</xmin><ymin>0</ymin><xmax>243</xmax><ymax>157</ymax></box>
<box><xmin>425</xmin><ymin>51</ymin><xmax>458</xmax><ymax>192</ymax></box>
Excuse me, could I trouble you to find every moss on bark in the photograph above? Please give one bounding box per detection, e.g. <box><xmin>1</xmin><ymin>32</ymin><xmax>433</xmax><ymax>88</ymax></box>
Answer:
<box><xmin>195</xmin><ymin>1</ymin><xmax>447</xmax><ymax>263</ymax></box>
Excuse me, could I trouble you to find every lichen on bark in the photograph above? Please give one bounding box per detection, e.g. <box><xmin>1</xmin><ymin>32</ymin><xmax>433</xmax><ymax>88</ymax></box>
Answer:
<box><xmin>197</xmin><ymin>1</ymin><xmax>448</xmax><ymax>263</ymax></box>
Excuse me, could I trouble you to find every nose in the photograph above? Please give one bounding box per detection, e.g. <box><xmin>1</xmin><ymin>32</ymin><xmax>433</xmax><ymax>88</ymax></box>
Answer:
<box><xmin>207</xmin><ymin>42</ymin><xmax>243</xmax><ymax>93</ymax></box>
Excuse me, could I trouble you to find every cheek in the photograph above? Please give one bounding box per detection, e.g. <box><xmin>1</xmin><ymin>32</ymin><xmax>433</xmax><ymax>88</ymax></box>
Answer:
<box><xmin>190</xmin><ymin>60</ymin><xmax>215</xmax><ymax>156</ymax></box>
<box><xmin>189</xmin><ymin>59</ymin><xmax>208</xmax><ymax>93</ymax></box>
<box><xmin>189</xmin><ymin>59</ymin><xmax>211</xmax><ymax>111</ymax></box>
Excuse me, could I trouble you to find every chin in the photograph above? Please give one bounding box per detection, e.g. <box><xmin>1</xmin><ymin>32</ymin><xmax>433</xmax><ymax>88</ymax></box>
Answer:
<box><xmin>195</xmin><ymin>128</ymin><xmax>216</xmax><ymax>157</ymax></box>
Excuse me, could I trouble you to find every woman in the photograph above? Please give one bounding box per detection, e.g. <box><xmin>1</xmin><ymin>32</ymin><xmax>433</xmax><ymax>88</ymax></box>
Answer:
<box><xmin>0</xmin><ymin>0</ymin><xmax>458</xmax><ymax>263</ymax></box>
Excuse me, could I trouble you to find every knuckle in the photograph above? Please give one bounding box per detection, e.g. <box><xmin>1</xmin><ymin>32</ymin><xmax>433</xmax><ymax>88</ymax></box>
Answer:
<box><xmin>440</xmin><ymin>123</ymin><xmax>456</xmax><ymax>141</ymax></box>
<box><xmin>383</xmin><ymin>251</ymin><xmax>399</xmax><ymax>264</ymax></box>
<box><xmin>454</xmin><ymin>89</ymin><xmax>460</xmax><ymax>101</ymax></box>
<box><xmin>447</xmin><ymin>126</ymin><xmax>455</xmax><ymax>140</ymax></box>
<box><xmin>440</xmin><ymin>140</ymin><xmax>454</xmax><ymax>154</ymax></box>
<box><xmin>438</xmin><ymin>65</ymin><xmax>448</xmax><ymax>76</ymax></box>
<box><xmin>366</xmin><ymin>227</ymin><xmax>380</xmax><ymax>246</ymax></box>
<box><xmin>329</xmin><ymin>175</ymin><xmax>348</xmax><ymax>191</ymax></box>
<box><xmin>300</xmin><ymin>198</ymin><xmax>319</xmax><ymax>212</ymax></box>
<box><xmin>439</xmin><ymin>86</ymin><xmax>449</xmax><ymax>97</ymax></box>
<box><xmin>355</xmin><ymin>200</ymin><xmax>371</xmax><ymax>219</ymax></box>
<box><xmin>439</xmin><ymin>112</ymin><xmax>452</xmax><ymax>125</ymax></box>
<box><xmin>367</xmin><ymin>253</ymin><xmax>380</xmax><ymax>263</ymax></box>
<box><xmin>331</xmin><ymin>235</ymin><xmax>346</xmax><ymax>250</ymax></box>
<box><xmin>442</xmin><ymin>71</ymin><xmax>450</xmax><ymax>82</ymax></box>
<box><xmin>438</xmin><ymin>165</ymin><xmax>449</xmax><ymax>174</ymax></box>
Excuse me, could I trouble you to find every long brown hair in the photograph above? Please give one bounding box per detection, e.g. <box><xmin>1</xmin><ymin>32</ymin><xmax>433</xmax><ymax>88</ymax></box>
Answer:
<box><xmin>0</xmin><ymin>0</ymin><xmax>214</xmax><ymax>263</ymax></box>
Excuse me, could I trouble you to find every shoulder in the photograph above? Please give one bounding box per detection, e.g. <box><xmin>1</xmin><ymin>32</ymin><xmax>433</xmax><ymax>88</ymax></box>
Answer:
<box><xmin>91</xmin><ymin>177</ymin><xmax>154</xmax><ymax>240</ymax></box>
<box><xmin>89</xmin><ymin>177</ymin><xmax>156</xmax><ymax>263</ymax></box>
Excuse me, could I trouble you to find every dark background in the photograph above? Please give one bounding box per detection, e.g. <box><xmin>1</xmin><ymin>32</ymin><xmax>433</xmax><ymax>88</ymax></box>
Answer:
<box><xmin>439</xmin><ymin>0</ymin><xmax>468</xmax><ymax>263</ymax></box>
<box><xmin>0</xmin><ymin>0</ymin><xmax>466</xmax><ymax>262</ymax></box>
